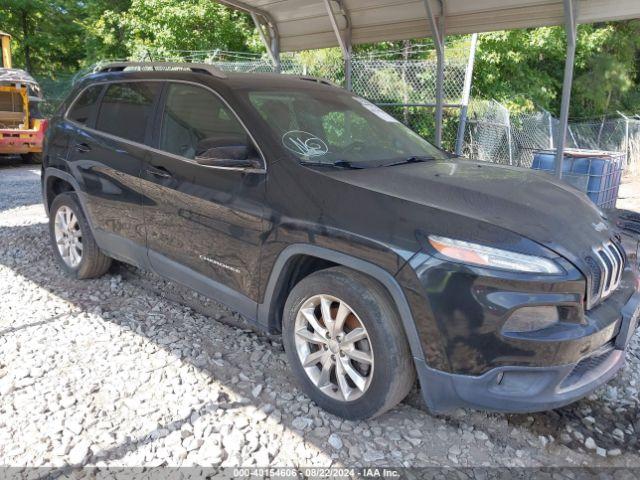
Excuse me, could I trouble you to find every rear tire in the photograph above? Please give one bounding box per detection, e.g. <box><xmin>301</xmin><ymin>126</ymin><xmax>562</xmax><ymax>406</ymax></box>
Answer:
<box><xmin>282</xmin><ymin>266</ymin><xmax>415</xmax><ymax>420</ymax></box>
<box><xmin>49</xmin><ymin>192</ymin><xmax>112</xmax><ymax>279</ymax></box>
<box><xmin>21</xmin><ymin>152</ymin><xmax>42</xmax><ymax>164</ymax></box>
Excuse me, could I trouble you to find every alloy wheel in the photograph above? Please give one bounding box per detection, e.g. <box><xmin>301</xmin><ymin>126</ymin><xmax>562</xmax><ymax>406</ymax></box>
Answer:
<box><xmin>54</xmin><ymin>205</ymin><xmax>83</xmax><ymax>268</ymax></box>
<box><xmin>294</xmin><ymin>294</ymin><xmax>374</xmax><ymax>401</ymax></box>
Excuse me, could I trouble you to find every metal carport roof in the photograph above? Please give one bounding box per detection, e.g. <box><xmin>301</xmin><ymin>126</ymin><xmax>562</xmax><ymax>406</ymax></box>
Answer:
<box><xmin>215</xmin><ymin>0</ymin><xmax>640</xmax><ymax>177</ymax></box>
<box><xmin>217</xmin><ymin>0</ymin><xmax>640</xmax><ymax>52</ymax></box>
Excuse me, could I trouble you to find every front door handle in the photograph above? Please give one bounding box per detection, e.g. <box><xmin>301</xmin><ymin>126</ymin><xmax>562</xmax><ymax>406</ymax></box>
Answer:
<box><xmin>146</xmin><ymin>165</ymin><xmax>172</xmax><ymax>179</ymax></box>
<box><xmin>74</xmin><ymin>142</ymin><xmax>91</xmax><ymax>153</ymax></box>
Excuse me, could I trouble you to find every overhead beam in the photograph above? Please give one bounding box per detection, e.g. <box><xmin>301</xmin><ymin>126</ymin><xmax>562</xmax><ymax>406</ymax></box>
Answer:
<box><xmin>554</xmin><ymin>0</ymin><xmax>578</xmax><ymax>178</ymax></box>
<box><xmin>423</xmin><ymin>0</ymin><xmax>445</xmax><ymax>147</ymax></box>
<box><xmin>322</xmin><ymin>0</ymin><xmax>353</xmax><ymax>90</ymax></box>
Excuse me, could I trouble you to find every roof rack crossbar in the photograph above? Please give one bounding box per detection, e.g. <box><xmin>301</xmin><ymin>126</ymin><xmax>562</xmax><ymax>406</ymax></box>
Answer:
<box><xmin>94</xmin><ymin>61</ymin><xmax>227</xmax><ymax>79</ymax></box>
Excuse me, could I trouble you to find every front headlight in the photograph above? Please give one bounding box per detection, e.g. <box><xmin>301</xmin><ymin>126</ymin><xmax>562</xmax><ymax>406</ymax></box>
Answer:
<box><xmin>428</xmin><ymin>235</ymin><xmax>562</xmax><ymax>274</ymax></box>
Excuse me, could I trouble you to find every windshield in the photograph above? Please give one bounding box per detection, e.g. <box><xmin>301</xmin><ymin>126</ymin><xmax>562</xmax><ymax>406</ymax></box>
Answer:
<box><xmin>241</xmin><ymin>87</ymin><xmax>448</xmax><ymax>166</ymax></box>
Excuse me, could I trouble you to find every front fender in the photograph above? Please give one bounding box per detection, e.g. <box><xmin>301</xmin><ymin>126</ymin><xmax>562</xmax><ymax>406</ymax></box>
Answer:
<box><xmin>258</xmin><ymin>243</ymin><xmax>428</xmax><ymax>367</ymax></box>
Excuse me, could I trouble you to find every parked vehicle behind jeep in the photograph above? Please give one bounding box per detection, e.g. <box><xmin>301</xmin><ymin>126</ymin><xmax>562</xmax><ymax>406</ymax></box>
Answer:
<box><xmin>42</xmin><ymin>63</ymin><xmax>640</xmax><ymax>419</ymax></box>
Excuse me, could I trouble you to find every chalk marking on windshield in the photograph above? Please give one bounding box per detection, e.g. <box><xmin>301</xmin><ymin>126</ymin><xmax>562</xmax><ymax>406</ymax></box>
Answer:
<box><xmin>282</xmin><ymin>130</ymin><xmax>329</xmax><ymax>157</ymax></box>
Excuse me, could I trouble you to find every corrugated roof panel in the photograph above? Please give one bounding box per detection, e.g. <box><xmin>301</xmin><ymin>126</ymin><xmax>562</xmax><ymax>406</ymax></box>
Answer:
<box><xmin>218</xmin><ymin>0</ymin><xmax>640</xmax><ymax>52</ymax></box>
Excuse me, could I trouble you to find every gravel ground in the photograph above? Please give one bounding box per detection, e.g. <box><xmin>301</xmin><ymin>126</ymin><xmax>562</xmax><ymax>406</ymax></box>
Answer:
<box><xmin>1</xmin><ymin>162</ymin><xmax>640</xmax><ymax>469</ymax></box>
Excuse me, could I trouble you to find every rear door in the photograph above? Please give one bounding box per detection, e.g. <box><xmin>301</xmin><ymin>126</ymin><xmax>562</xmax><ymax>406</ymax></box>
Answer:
<box><xmin>141</xmin><ymin>81</ymin><xmax>267</xmax><ymax>316</ymax></box>
<box><xmin>66</xmin><ymin>80</ymin><xmax>162</xmax><ymax>267</ymax></box>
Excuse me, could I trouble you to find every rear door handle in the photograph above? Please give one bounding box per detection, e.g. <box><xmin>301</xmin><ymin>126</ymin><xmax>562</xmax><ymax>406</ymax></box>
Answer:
<box><xmin>74</xmin><ymin>142</ymin><xmax>91</xmax><ymax>153</ymax></box>
<box><xmin>146</xmin><ymin>165</ymin><xmax>172</xmax><ymax>179</ymax></box>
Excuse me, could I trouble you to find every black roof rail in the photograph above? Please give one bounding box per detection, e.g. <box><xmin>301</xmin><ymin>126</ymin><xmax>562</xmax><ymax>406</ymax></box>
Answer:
<box><xmin>94</xmin><ymin>61</ymin><xmax>227</xmax><ymax>79</ymax></box>
<box><xmin>298</xmin><ymin>76</ymin><xmax>338</xmax><ymax>87</ymax></box>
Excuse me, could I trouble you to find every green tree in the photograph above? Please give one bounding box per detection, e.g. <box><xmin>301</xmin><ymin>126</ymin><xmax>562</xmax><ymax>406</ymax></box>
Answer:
<box><xmin>82</xmin><ymin>0</ymin><xmax>132</xmax><ymax>63</ymax></box>
<box><xmin>119</xmin><ymin>0</ymin><xmax>258</xmax><ymax>59</ymax></box>
<box><xmin>0</xmin><ymin>0</ymin><xmax>87</xmax><ymax>74</ymax></box>
<box><xmin>472</xmin><ymin>21</ymin><xmax>640</xmax><ymax>117</ymax></box>
<box><xmin>572</xmin><ymin>22</ymin><xmax>640</xmax><ymax>117</ymax></box>
<box><xmin>1</xmin><ymin>0</ymin><xmax>259</xmax><ymax>73</ymax></box>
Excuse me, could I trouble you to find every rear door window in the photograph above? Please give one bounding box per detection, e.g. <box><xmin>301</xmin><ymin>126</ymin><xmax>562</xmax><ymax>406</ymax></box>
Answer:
<box><xmin>67</xmin><ymin>85</ymin><xmax>103</xmax><ymax>126</ymax></box>
<box><xmin>159</xmin><ymin>83</ymin><xmax>249</xmax><ymax>160</ymax></box>
<box><xmin>95</xmin><ymin>82</ymin><xmax>161</xmax><ymax>144</ymax></box>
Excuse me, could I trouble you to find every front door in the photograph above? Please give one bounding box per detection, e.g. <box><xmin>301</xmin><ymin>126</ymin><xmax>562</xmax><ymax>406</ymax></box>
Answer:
<box><xmin>141</xmin><ymin>81</ymin><xmax>267</xmax><ymax>318</ymax></box>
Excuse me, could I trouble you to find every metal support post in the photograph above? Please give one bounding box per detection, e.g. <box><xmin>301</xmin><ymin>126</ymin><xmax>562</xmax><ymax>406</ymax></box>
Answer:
<box><xmin>455</xmin><ymin>33</ymin><xmax>477</xmax><ymax>155</ymax></box>
<box><xmin>344</xmin><ymin>44</ymin><xmax>353</xmax><ymax>91</ymax></box>
<box><xmin>271</xmin><ymin>31</ymin><xmax>281</xmax><ymax>73</ymax></box>
<box><xmin>323</xmin><ymin>0</ymin><xmax>352</xmax><ymax>90</ymax></box>
<box><xmin>619</xmin><ymin>111</ymin><xmax>631</xmax><ymax>162</ymax></box>
<box><xmin>547</xmin><ymin>110</ymin><xmax>554</xmax><ymax>149</ymax></box>
<box><xmin>251</xmin><ymin>12</ymin><xmax>280</xmax><ymax>72</ymax></box>
<box><xmin>423</xmin><ymin>0</ymin><xmax>445</xmax><ymax>147</ymax></box>
<box><xmin>554</xmin><ymin>0</ymin><xmax>577</xmax><ymax>178</ymax></box>
<box><xmin>507</xmin><ymin>113</ymin><xmax>514</xmax><ymax>166</ymax></box>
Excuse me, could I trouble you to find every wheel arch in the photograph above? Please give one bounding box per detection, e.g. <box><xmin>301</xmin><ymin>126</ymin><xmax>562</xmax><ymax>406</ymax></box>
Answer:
<box><xmin>258</xmin><ymin>244</ymin><xmax>427</xmax><ymax>365</ymax></box>
<box><xmin>43</xmin><ymin>168</ymin><xmax>82</xmax><ymax>216</ymax></box>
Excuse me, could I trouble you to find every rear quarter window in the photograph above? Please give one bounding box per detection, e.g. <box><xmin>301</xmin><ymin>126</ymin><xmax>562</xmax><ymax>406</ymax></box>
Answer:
<box><xmin>95</xmin><ymin>82</ymin><xmax>161</xmax><ymax>144</ymax></box>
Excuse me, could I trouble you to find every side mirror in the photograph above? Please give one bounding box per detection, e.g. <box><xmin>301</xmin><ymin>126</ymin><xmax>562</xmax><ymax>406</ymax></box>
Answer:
<box><xmin>195</xmin><ymin>144</ymin><xmax>263</xmax><ymax>169</ymax></box>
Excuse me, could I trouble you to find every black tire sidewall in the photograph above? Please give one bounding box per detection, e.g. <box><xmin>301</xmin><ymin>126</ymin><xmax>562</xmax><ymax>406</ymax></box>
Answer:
<box><xmin>48</xmin><ymin>192</ymin><xmax>101</xmax><ymax>279</ymax></box>
<box><xmin>21</xmin><ymin>153</ymin><xmax>42</xmax><ymax>164</ymax></box>
<box><xmin>283</xmin><ymin>268</ymin><xmax>411</xmax><ymax>420</ymax></box>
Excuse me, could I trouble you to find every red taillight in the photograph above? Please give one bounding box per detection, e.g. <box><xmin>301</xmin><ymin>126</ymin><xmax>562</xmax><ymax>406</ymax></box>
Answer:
<box><xmin>39</xmin><ymin>119</ymin><xmax>49</xmax><ymax>133</ymax></box>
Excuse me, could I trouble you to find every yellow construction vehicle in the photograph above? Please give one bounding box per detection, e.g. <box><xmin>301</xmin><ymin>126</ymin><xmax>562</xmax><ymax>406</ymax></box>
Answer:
<box><xmin>0</xmin><ymin>31</ymin><xmax>47</xmax><ymax>163</ymax></box>
<box><xmin>1</xmin><ymin>32</ymin><xmax>11</xmax><ymax>68</ymax></box>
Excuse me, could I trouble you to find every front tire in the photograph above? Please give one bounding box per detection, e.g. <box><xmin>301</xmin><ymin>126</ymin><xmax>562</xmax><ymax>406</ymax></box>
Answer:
<box><xmin>49</xmin><ymin>192</ymin><xmax>112</xmax><ymax>279</ymax></box>
<box><xmin>282</xmin><ymin>267</ymin><xmax>415</xmax><ymax>420</ymax></box>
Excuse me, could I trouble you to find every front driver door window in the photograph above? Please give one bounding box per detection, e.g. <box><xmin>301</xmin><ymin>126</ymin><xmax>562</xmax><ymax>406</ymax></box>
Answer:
<box><xmin>142</xmin><ymin>82</ymin><xmax>266</xmax><ymax>312</ymax></box>
<box><xmin>159</xmin><ymin>83</ymin><xmax>250</xmax><ymax>160</ymax></box>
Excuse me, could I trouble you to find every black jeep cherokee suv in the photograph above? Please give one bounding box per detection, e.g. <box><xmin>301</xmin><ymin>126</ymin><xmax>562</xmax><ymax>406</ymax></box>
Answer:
<box><xmin>42</xmin><ymin>62</ymin><xmax>640</xmax><ymax>420</ymax></box>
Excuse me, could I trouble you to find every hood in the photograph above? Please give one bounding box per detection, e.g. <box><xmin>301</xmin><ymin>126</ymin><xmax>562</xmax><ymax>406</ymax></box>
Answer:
<box><xmin>321</xmin><ymin>160</ymin><xmax>616</xmax><ymax>262</ymax></box>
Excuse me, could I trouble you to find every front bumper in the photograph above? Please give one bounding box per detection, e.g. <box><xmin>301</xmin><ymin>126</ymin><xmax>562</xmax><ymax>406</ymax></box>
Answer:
<box><xmin>417</xmin><ymin>344</ymin><xmax>625</xmax><ymax>413</ymax></box>
<box><xmin>417</xmin><ymin>291</ymin><xmax>639</xmax><ymax>412</ymax></box>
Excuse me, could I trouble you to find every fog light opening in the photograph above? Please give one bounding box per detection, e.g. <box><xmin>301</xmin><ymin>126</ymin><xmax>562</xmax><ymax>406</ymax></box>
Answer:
<box><xmin>502</xmin><ymin>306</ymin><xmax>560</xmax><ymax>334</ymax></box>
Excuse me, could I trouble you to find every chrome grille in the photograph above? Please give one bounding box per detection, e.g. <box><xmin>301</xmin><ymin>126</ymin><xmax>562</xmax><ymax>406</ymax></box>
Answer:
<box><xmin>586</xmin><ymin>241</ymin><xmax>625</xmax><ymax>309</ymax></box>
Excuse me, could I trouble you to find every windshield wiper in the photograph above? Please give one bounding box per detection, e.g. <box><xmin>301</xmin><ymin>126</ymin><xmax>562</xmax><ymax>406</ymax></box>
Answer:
<box><xmin>301</xmin><ymin>157</ymin><xmax>434</xmax><ymax>169</ymax></box>
<box><xmin>379</xmin><ymin>156</ymin><xmax>435</xmax><ymax>168</ymax></box>
<box><xmin>300</xmin><ymin>160</ymin><xmax>364</xmax><ymax>169</ymax></box>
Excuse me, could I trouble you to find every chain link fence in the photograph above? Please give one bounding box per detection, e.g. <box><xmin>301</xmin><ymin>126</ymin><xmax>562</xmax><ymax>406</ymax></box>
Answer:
<box><xmin>130</xmin><ymin>43</ymin><xmax>472</xmax><ymax>105</ymax></box>
<box><xmin>462</xmin><ymin>100</ymin><xmax>512</xmax><ymax>164</ymax></box>
<box><xmin>350</xmin><ymin>45</ymin><xmax>471</xmax><ymax>105</ymax></box>
<box><xmin>464</xmin><ymin>100</ymin><xmax>640</xmax><ymax>176</ymax></box>
<box><xmin>32</xmin><ymin>44</ymin><xmax>640</xmax><ymax>178</ymax></box>
<box><xmin>31</xmin><ymin>42</ymin><xmax>472</xmax><ymax>149</ymax></box>
<box><xmin>33</xmin><ymin>73</ymin><xmax>80</xmax><ymax>116</ymax></box>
